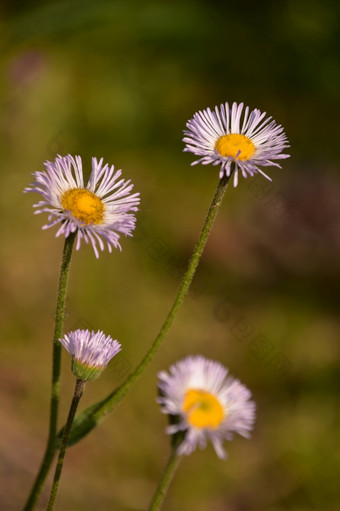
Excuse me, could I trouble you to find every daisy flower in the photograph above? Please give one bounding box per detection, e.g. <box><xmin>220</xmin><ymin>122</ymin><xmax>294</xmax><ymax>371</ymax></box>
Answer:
<box><xmin>59</xmin><ymin>329</ymin><xmax>121</xmax><ymax>381</ymax></box>
<box><xmin>157</xmin><ymin>355</ymin><xmax>256</xmax><ymax>459</ymax></box>
<box><xmin>183</xmin><ymin>101</ymin><xmax>290</xmax><ymax>187</ymax></box>
<box><xmin>24</xmin><ymin>154</ymin><xmax>140</xmax><ymax>258</ymax></box>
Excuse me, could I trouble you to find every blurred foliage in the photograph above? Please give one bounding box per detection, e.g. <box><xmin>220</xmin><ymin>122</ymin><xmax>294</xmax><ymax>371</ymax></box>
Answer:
<box><xmin>0</xmin><ymin>1</ymin><xmax>339</xmax><ymax>510</ymax></box>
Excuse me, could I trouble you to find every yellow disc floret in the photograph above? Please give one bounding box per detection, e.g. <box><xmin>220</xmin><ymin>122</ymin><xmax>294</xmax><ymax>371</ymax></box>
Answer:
<box><xmin>182</xmin><ymin>389</ymin><xmax>225</xmax><ymax>429</ymax></box>
<box><xmin>215</xmin><ymin>134</ymin><xmax>255</xmax><ymax>161</ymax></box>
<box><xmin>61</xmin><ymin>188</ymin><xmax>104</xmax><ymax>225</ymax></box>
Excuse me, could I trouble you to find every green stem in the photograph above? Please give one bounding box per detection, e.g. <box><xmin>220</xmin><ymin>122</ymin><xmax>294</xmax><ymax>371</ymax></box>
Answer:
<box><xmin>103</xmin><ymin>175</ymin><xmax>229</xmax><ymax>401</ymax></box>
<box><xmin>23</xmin><ymin>233</ymin><xmax>76</xmax><ymax>511</ymax></box>
<box><xmin>148</xmin><ymin>449</ymin><xmax>182</xmax><ymax>511</ymax></box>
<box><xmin>66</xmin><ymin>174</ymin><xmax>231</xmax><ymax>444</ymax></box>
<box><xmin>47</xmin><ymin>379</ymin><xmax>85</xmax><ymax>511</ymax></box>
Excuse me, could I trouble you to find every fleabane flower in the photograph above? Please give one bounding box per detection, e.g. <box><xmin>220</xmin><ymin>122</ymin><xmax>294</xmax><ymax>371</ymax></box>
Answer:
<box><xmin>183</xmin><ymin>101</ymin><xmax>290</xmax><ymax>187</ymax></box>
<box><xmin>157</xmin><ymin>355</ymin><xmax>256</xmax><ymax>459</ymax></box>
<box><xmin>59</xmin><ymin>329</ymin><xmax>121</xmax><ymax>381</ymax></box>
<box><xmin>24</xmin><ymin>154</ymin><xmax>140</xmax><ymax>258</ymax></box>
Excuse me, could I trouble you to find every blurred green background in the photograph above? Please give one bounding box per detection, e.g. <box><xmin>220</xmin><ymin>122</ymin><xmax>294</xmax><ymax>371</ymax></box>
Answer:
<box><xmin>1</xmin><ymin>1</ymin><xmax>339</xmax><ymax>510</ymax></box>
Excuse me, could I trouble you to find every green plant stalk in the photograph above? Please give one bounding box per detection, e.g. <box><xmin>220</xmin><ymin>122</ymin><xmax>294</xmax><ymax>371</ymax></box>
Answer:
<box><xmin>66</xmin><ymin>174</ymin><xmax>231</xmax><ymax>445</ymax></box>
<box><xmin>23</xmin><ymin>232</ymin><xmax>76</xmax><ymax>511</ymax></box>
<box><xmin>47</xmin><ymin>379</ymin><xmax>85</xmax><ymax>511</ymax></box>
<box><xmin>148</xmin><ymin>448</ymin><xmax>182</xmax><ymax>511</ymax></box>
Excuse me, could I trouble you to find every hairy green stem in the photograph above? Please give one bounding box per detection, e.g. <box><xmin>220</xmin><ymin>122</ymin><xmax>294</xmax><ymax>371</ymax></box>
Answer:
<box><xmin>66</xmin><ymin>174</ymin><xmax>231</xmax><ymax>444</ymax></box>
<box><xmin>148</xmin><ymin>449</ymin><xmax>182</xmax><ymax>511</ymax></box>
<box><xmin>23</xmin><ymin>233</ymin><xmax>76</xmax><ymax>511</ymax></box>
<box><xmin>47</xmin><ymin>379</ymin><xmax>85</xmax><ymax>511</ymax></box>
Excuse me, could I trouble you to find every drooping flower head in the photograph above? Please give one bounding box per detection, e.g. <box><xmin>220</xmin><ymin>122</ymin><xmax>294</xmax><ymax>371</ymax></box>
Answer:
<box><xmin>157</xmin><ymin>355</ymin><xmax>256</xmax><ymax>459</ymax></box>
<box><xmin>24</xmin><ymin>155</ymin><xmax>140</xmax><ymax>257</ymax></box>
<box><xmin>183</xmin><ymin>101</ymin><xmax>290</xmax><ymax>187</ymax></box>
<box><xmin>59</xmin><ymin>329</ymin><xmax>121</xmax><ymax>381</ymax></box>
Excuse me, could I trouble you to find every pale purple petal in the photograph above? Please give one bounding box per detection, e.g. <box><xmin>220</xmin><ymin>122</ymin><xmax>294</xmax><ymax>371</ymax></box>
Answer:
<box><xmin>157</xmin><ymin>355</ymin><xmax>256</xmax><ymax>459</ymax></box>
<box><xmin>183</xmin><ymin>101</ymin><xmax>290</xmax><ymax>187</ymax></box>
<box><xmin>24</xmin><ymin>154</ymin><xmax>140</xmax><ymax>257</ymax></box>
<box><xmin>59</xmin><ymin>329</ymin><xmax>121</xmax><ymax>368</ymax></box>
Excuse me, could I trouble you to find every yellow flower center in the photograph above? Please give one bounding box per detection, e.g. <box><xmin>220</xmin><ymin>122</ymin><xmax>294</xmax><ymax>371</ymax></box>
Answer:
<box><xmin>215</xmin><ymin>134</ymin><xmax>255</xmax><ymax>161</ymax></box>
<box><xmin>182</xmin><ymin>389</ymin><xmax>225</xmax><ymax>429</ymax></box>
<box><xmin>61</xmin><ymin>188</ymin><xmax>104</xmax><ymax>225</ymax></box>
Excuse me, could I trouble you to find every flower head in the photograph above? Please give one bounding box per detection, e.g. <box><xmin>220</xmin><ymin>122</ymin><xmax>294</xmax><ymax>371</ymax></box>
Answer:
<box><xmin>24</xmin><ymin>155</ymin><xmax>140</xmax><ymax>257</ymax></box>
<box><xmin>59</xmin><ymin>329</ymin><xmax>121</xmax><ymax>381</ymax></box>
<box><xmin>157</xmin><ymin>355</ymin><xmax>256</xmax><ymax>459</ymax></box>
<box><xmin>183</xmin><ymin>101</ymin><xmax>290</xmax><ymax>187</ymax></box>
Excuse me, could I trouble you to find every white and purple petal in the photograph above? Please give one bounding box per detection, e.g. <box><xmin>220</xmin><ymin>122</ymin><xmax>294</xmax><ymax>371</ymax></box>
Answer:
<box><xmin>157</xmin><ymin>355</ymin><xmax>256</xmax><ymax>459</ymax></box>
<box><xmin>183</xmin><ymin>101</ymin><xmax>290</xmax><ymax>186</ymax></box>
<box><xmin>24</xmin><ymin>154</ymin><xmax>140</xmax><ymax>257</ymax></box>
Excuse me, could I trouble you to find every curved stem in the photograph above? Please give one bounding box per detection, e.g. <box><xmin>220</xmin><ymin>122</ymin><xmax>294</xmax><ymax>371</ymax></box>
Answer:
<box><xmin>67</xmin><ymin>174</ymin><xmax>231</xmax><ymax>444</ymax></box>
<box><xmin>101</xmin><ymin>175</ymin><xmax>230</xmax><ymax>402</ymax></box>
<box><xmin>148</xmin><ymin>449</ymin><xmax>182</xmax><ymax>511</ymax></box>
<box><xmin>23</xmin><ymin>233</ymin><xmax>76</xmax><ymax>511</ymax></box>
<box><xmin>47</xmin><ymin>379</ymin><xmax>85</xmax><ymax>511</ymax></box>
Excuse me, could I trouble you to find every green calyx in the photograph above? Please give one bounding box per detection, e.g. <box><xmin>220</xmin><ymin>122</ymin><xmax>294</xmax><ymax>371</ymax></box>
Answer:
<box><xmin>71</xmin><ymin>359</ymin><xmax>104</xmax><ymax>381</ymax></box>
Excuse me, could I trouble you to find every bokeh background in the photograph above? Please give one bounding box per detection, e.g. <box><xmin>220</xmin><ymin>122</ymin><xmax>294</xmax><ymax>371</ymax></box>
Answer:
<box><xmin>1</xmin><ymin>1</ymin><xmax>340</xmax><ymax>510</ymax></box>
